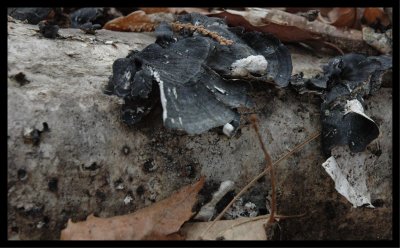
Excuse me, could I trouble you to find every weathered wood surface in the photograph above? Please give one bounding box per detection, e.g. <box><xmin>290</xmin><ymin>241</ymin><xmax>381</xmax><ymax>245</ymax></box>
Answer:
<box><xmin>8</xmin><ymin>19</ymin><xmax>392</xmax><ymax>240</ymax></box>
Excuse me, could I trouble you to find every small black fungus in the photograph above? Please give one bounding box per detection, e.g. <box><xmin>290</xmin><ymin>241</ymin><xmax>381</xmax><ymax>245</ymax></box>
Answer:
<box><xmin>183</xmin><ymin>164</ymin><xmax>196</xmax><ymax>178</ymax></box>
<box><xmin>12</xmin><ymin>72</ymin><xmax>30</xmax><ymax>86</ymax></box>
<box><xmin>372</xmin><ymin>199</ymin><xmax>385</xmax><ymax>207</ymax></box>
<box><xmin>258</xmin><ymin>208</ymin><xmax>269</xmax><ymax>215</ymax></box>
<box><xmin>114</xmin><ymin>178</ymin><xmax>124</xmax><ymax>189</ymax></box>
<box><xmin>95</xmin><ymin>190</ymin><xmax>106</xmax><ymax>202</ymax></box>
<box><xmin>17</xmin><ymin>169</ymin><xmax>27</xmax><ymax>181</ymax></box>
<box><xmin>373</xmin><ymin>149</ymin><xmax>382</xmax><ymax>157</ymax></box>
<box><xmin>79</xmin><ymin>22</ymin><xmax>101</xmax><ymax>34</ymax></box>
<box><xmin>136</xmin><ymin>185</ymin><xmax>145</xmax><ymax>195</ymax></box>
<box><xmin>11</xmin><ymin>226</ymin><xmax>19</xmax><ymax>233</ymax></box>
<box><xmin>82</xmin><ymin>162</ymin><xmax>100</xmax><ymax>171</ymax></box>
<box><xmin>256</xmin><ymin>177</ymin><xmax>266</xmax><ymax>183</ymax></box>
<box><xmin>8</xmin><ymin>8</ymin><xmax>52</xmax><ymax>24</ymax></box>
<box><xmin>23</xmin><ymin>123</ymin><xmax>50</xmax><ymax>146</ymax></box>
<box><xmin>143</xmin><ymin>159</ymin><xmax>157</xmax><ymax>173</ymax></box>
<box><xmin>298</xmin><ymin>9</ymin><xmax>319</xmax><ymax>22</ymax></box>
<box><xmin>42</xmin><ymin>216</ymin><xmax>50</xmax><ymax>226</ymax></box>
<box><xmin>25</xmin><ymin>206</ymin><xmax>44</xmax><ymax>218</ymax></box>
<box><xmin>368</xmin><ymin>145</ymin><xmax>383</xmax><ymax>157</ymax></box>
<box><xmin>122</xmin><ymin>145</ymin><xmax>130</xmax><ymax>155</ymax></box>
<box><xmin>38</xmin><ymin>20</ymin><xmax>59</xmax><ymax>39</ymax></box>
<box><xmin>23</xmin><ymin>128</ymin><xmax>41</xmax><ymax>146</ymax></box>
<box><xmin>42</xmin><ymin>122</ymin><xmax>50</xmax><ymax>132</ymax></box>
<box><xmin>48</xmin><ymin>178</ymin><xmax>58</xmax><ymax>192</ymax></box>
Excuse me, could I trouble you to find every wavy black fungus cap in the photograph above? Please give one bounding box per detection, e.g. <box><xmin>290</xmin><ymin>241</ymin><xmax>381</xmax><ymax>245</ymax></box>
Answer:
<box><xmin>290</xmin><ymin>53</ymin><xmax>392</xmax><ymax>156</ymax></box>
<box><xmin>108</xmin><ymin>13</ymin><xmax>292</xmax><ymax>135</ymax></box>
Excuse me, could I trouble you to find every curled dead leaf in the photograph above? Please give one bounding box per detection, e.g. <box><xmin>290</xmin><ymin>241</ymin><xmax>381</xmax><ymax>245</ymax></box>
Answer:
<box><xmin>103</xmin><ymin>10</ymin><xmax>174</xmax><ymax>32</ymax></box>
<box><xmin>208</xmin><ymin>8</ymin><xmax>373</xmax><ymax>53</ymax></box>
<box><xmin>209</xmin><ymin>8</ymin><xmax>316</xmax><ymax>42</ymax></box>
<box><xmin>362</xmin><ymin>8</ymin><xmax>391</xmax><ymax>28</ymax></box>
<box><xmin>60</xmin><ymin>177</ymin><xmax>205</xmax><ymax>240</ymax></box>
<box><xmin>318</xmin><ymin>8</ymin><xmax>357</xmax><ymax>28</ymax></box>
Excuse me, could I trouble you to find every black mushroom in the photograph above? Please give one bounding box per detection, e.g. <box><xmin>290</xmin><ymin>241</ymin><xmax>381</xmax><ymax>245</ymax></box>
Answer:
<box><xmin>291</xmin><ymin>53</ymin><xmax>392</xmax><ymax>156</ymax></box>
<box><xmin>106</xmin><ymin>13</ymin><xmax>292</xmax><ymax>136</ymax></box>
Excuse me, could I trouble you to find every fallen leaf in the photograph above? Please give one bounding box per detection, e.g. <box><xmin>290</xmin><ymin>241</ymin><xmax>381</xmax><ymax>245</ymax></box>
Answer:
<box><xmin>318</xmin><ymin>8</ymin><xmax>357</xmax><ymax>28</ymax></box>
<box><xmin>103</xmin><ymin>10</ymin><xmax>175</xmax><ymax>32</ymax></box>
<box><xmin>181</xmin><ymin>216</ymin><xmax>268</xmax><ymax>240</ymax></box>
<box><xmin>209</xmin><ymin>8</ymin><xmax>316</xmax><ymax>42</ymax></box>
<box><xmin>362</xmin><ymin>8</ymin><xmax>391</xmax><ymax>28</ymax></box>
<box><xmin>140</xmin><ymin>7</ymin><xmax>210</xmax><ymax>15</ymax></box>
<box><xmin>208</xmin><ymin>8</ymin><xmax>374</xmax><ymax>53</ymax></box>
<box><xmin>60</xmin><ymin>177</ymin><xmax>205</xmax><ymax>240</ymax></box>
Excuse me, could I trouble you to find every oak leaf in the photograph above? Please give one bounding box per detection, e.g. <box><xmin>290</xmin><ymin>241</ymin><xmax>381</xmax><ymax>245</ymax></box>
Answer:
<box><xmin>60</xmin><ymin>177</ymin><xmax>205</xmax><ymax>240</ymax></box>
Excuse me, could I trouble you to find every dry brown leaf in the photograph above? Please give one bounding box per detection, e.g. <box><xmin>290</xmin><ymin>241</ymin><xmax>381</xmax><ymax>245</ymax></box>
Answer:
<box><xmin>60</xmin><ymin>177</ymin><xmax>205</xmax><ymax>240</ymax></box>
<box><xmin>103</xmin><ymin>10</ymin><xmax>175</xmax><ymax>32</ymax></box>
<box><xmin>363</xmin><ymin>8</ymin><xmax>391</xmax><ymax>27</ymax></box>
<box><xmin>140</xmin><ymin>7</ymin><xmax>210</xmax><ymax>15</ymax></box>
<box><xmin>318</xmin><ymin>8</ymin><xmax>357</xmax><ymax>28</ymax></box>
<box><xmin>209</xmin><ymin>8</ymin><xmax>316</xmax><ymax>42</ymax></box>
<box><xmin>208</xmin><ymin>8</ymin><xmax>375</xmax><ymax>54</ymax></box>
<box><xmin>181</xmin><ymin>216</ymin><xmax>269</xmax><ymax>240</ymax></box>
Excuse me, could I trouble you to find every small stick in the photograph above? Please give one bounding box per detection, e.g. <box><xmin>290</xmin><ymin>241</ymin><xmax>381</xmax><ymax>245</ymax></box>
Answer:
<box><xmin>171</xmin><ymin>22</ymin><xmax>234</xmax><ymax>45</ymax></box>
<box><xmin>250</xmin><ymin>114</ymin><xmax>276</xmax><ymax>224</ymax></box>
<box><xmin>323</xmin><ymin>41</ymin><xmax>345</xmax><ymax>55</ymax></box>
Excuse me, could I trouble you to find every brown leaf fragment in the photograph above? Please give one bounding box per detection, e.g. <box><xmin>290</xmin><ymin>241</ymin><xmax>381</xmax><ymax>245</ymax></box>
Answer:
<box><xmin>60</xmin><ymin>177</ymin><xmax>205</xmax><ymax>240</ymax></box>
<box><xmin>318</xmin><ymin>8</ymin><xmax>357</xmax><ymax>28</ymax></box>
<box><xmin>209</xmin><ymin>8</ymin><xmax>316</xmax><ymax>42</ymax></box>
<box><xmin>103</xmin><ymin>10</ymin><xmax>174</xmax><ymax>32</ymax></box>
<box><xmin>181</xmin><ymin>217</ymin><xmax>268</xmax><ymax>240</ymax></box>
<box><xmin>362</xmin><ymin>8</ymin><xmax>391</xmax><ymax>28</ymax></box>
<box><xmin>140</xmin><ymin>7</ymin><xmax>210</xmax><ymax>15</ymax></box>
<box><xmin>208</xmin><ymin>8</ymin><xmax>375</xmax><ymax>54</ymax></box>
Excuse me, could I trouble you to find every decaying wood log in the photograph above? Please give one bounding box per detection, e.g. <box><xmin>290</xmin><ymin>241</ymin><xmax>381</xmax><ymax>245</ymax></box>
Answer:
<box><xmin>7</xmin><ymin>19</ymin><xmax>392</xmax><ymax>240</ymax></box>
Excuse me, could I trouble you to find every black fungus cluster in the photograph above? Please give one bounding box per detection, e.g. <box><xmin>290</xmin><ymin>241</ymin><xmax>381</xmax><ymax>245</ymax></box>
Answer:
<box><xmin>9</xmin><ymin>7</ymin><xmax>124</xmax><ymax>38</ymax></box>
<box><xmin>291</xmin><ymin>54</ymin><xmax>392</xmax><ymax>156</ymax></box>
<box><xmin>107</xmin><ymin>13</ymin><xmax>292</xmax><ymax>135</ymax></box>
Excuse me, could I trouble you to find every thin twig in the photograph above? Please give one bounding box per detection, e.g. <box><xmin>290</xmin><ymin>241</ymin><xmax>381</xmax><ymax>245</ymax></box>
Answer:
<box><xmin>250</xmin><ymin>115</ymin><xmax>276</xmax><ymax>224</ymax></box>
<box><xmin>198</xmin><ymin>130</ymin><xmax>321</xmax><ymax>239</ymax></box>
<box><xmin>171</xmin><ymin>22</ymin><xmax>234</xmax><ymax>45</ymax></box>
<box><xmin>323</xmin><ymin>41</ymin><xmax>345</xmax><ymax>55</ymax></box>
